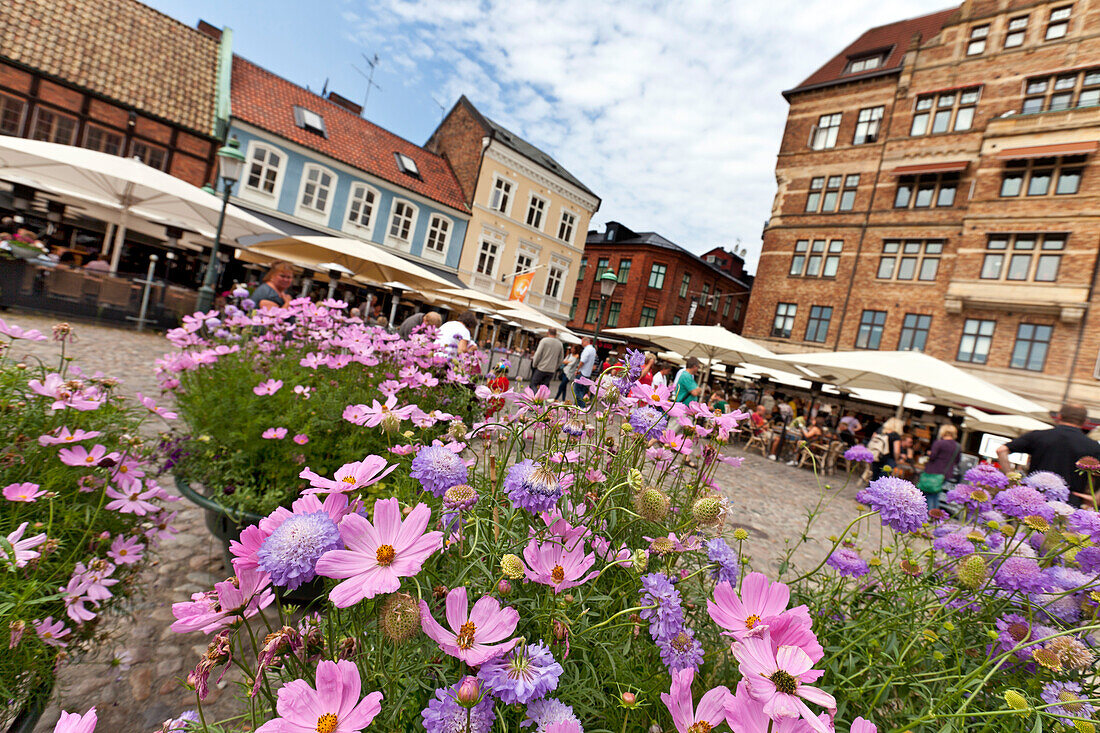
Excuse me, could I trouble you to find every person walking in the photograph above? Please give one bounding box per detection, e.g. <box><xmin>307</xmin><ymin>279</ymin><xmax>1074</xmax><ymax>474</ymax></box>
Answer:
<box><xmin>997</xmin><ymin>402</ymin><xmax>1100</xmax><ymax>506</ymax></box>
<box><xmin>674</xmin><ymin>357</ymin><xmax>703</xmax><ymax>405</ymax></box>
<box><xmin>555</xmin><ymin>345</ymin><xmax>579</xmax><ymax>401</ymax></box>
<box><xmin>529</xmin><ymin>328</ymin><xmax>565</xmax><ymax>391</ymax></box>
<box><xmin>919</xmin><ymin>424</ymin><xmax>961</xmax><ymax>510</ymax></box>
<box><xmin>574</xmin><ymin>336</ymin><xmax>597</xmax><ymax>405</ymax></box>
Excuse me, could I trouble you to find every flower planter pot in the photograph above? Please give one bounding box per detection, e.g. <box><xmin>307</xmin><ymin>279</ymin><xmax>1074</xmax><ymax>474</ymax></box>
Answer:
<box><xmin>174</xmin><ymin>475</ymin><xmax>325</xmax><ymax>604</ymax></box>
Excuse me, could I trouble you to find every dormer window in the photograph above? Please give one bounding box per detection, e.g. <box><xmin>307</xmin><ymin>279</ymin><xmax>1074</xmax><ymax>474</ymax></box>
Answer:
<box><xmin>395</xmin><ymin>152</ymin><xmax>420</xmax><ymax>178</ymax></box>
<box><xmin>845</xmin><ymin>53</ymin><xmax>887</xmax><ymax>75</ymax></box>
<box><xmin>293</xmin><ymin>106</ymin><xmax>326</xmax><ymax>137</ymax></box>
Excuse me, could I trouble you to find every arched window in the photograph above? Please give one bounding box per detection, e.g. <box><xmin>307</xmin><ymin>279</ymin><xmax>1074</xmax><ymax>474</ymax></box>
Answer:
<box><xmin>245</xmin><ymin>144</ymin><xmax>283</xmax><ymax>194</ymax></box>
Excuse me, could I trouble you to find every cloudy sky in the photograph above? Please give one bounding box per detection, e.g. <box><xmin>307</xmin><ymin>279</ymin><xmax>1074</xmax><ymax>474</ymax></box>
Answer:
<box><xmin>148</xmin><ymin>0</ymin><xmax>942</xmax><ymax>273</ymax></box>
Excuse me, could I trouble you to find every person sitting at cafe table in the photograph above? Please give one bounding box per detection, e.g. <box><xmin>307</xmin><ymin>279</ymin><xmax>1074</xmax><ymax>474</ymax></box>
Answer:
<box><xmin>250</xmin><ymin>261</ymin><xmax>294</xmax><ymax>309</ymax></box>
<box><xmin>785</xmin><ymin>415</ymin><xmax>827</xmax><ymax>466</ymax></box>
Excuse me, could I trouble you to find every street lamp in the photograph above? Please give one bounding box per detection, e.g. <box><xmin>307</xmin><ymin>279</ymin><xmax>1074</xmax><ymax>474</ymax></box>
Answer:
<box><xmin>196</xmin><ymin>137</ymin><xmax>246</xmax><ymax>312</ymax></box>
<box><xmin>591</xmin><ymin>270</ymin><xmax>619</xmax><ymax>351</ymax></box>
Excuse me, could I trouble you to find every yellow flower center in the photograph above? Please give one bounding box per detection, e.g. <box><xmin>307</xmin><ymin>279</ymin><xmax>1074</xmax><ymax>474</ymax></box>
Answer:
<box><xmin>744</xmin><ymin>614</ymin><xmax>761</xmax><ymax>629</ymax></box>
<box><xmin>376</xmin><ymin>545</ymin><xmax>395</xmax><ymax>566</ymax></box>
<box><xmin>316</xmin><ymin>713</ymin><xmax>338</xmax><ymax>733</ymax></box>
<box><xmin>119</xmin><ymin>466</ymin><xmax>128</xmax><ymax>473</ymax></box>
<box><xmin>551</xmin><ymin>565</ymin><xmax>566</xmax><ymax>584</ymax></box>
<box><xmin>85</xmin><ymin>456</ymin><xmax>95</xmax><ymax>463</ymax></box>
<box><xmin>456</xmin><ymin>621</ymin><xmax>477</xmax><ymax>649</ymax></box>
<box><xmin>687</xmin><ymin>724</ymin><xmax>712</xmax><ymax>733</ymax></box>
<box><xmin>769</xmin><ymin>669</ymin><xmax>797</xmax><ymax>695</ymax></box>
<box><xmin>1059</xmin><ymin>690</ymin><xmax>1085</xmax><ymax>714</ymax></box>
<box><xmin>341</xmin><ymin>475</ymin><xmax>357</xmax><ymax>483</ymax></box>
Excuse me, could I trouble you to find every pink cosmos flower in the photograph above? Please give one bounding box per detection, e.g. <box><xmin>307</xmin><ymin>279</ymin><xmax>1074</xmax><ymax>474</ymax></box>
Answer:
<box><xmin>388</xmin><ymin>444</ymin><xmax>418</xmax><ymax>455</ymax></box>
<box><xmin>660</xmin><ymin>667</ymin><xmax>732</xmax><ymax>733</ymax></box>
<box><xmin>170</xmin><ymin>566</ymin><xmax>274</xmax><ymax>634</ymax></box>
<box><xmin>107</xmin><ymin>535</ymin><xmax>145</xmax><ymax>565</ymax></box>
<box><xmin>262</xmin><ymin>427</ymin><xmax>288</xmax><ymax>440</ymax></box>
<box><xmin>732</xmin><ymin>635</ymin><xmax>836</xmax><ymax>733</ymax></box>
<box><xmin>35</xmin><ymin>616</ymin><xmax>71</xmax><ymax>648</ymax></box>
<box><xmin>58</xmin><ymin>444</ymin><xmax>120</xmax><ymax>468</ymax></box>
<box><xmin>4</xmin><ymin>482</ymin><xmax>45</xmax><ymax>502</ymax></box>
<box><xmin>293</xmin><ymin>384</ymin><xmax>313</xmax><ymax>399</ymax></box>
<box><xmin>314</xmin><ymin>498</ymin><xmax>442</xmax><ymax>607</ymax></box>
<box><xmin>851</xmin><ymin>718</ymin><xmax>877</xmax><ymax>733</ymax></box>
<box><xmin>343</xmin><ymin>396</ymin><xmax>418</xmax><ymax>428</ymax></box>
<box><xmin>659</xmin><ymin>429</ymin><xmax>694</xmax><ymax>455</ymax></box>
<box><xmin>60</xmin><ymin>575</ymin><xmax>97</xmax><ymax>624</ymax></box>
<box><xmin>254</xmin><ymin>379</ymin><xmax>284</xmax><ymax>396</ymax></box>
<box><xmin>419</xmin><ymin>586</ymin><xmax>520</xmax><ymax>666</ymax></box>
<box><xmin>630</xmin><ymin>382</ymin><xmax>674</xmax><ymax>409</ymax></box>
<box><xmin>725</xmin><ymin>681</ymin><xmax>831</xmax><ymax>732</ymax></box>
<box><xmin>4</xmin><ymin>522</ymin><xmax>47</xmax><ymax>569</ymax></box>
<box><xmin>104</xmin><ymin>484</ymin><xmax>160</xmax><ymax>515</ymax></box>
<box><xmin>37</xmin><ymin>427</ymin><xmax>102</xmax><ymax>446</ymax></box>
<box><xmin>378</xmin><ymin>379</ymin><xmax>403</xmax><ymax>397</ymax></box>
<box><xmin>299</xmin><ymin>456</ymin><xmax>397</xmax><ymax>495</ymax></box>
<box><xmin>52</xmin><ymin>707</ymin><xmax>97</xmax><ymax>733</ymax></box>
<box><xmin>708</xmin><ymin>574</ymin><xmax>793</xmax><ymax>641</ymax></box>
<box><xmin>135</xmin><ymin>392</ymin><xmax>177</xmax><ymax>420</ymax></box>
<box><xmin>292</xmin><ymin>433</ymin><xmax>309</xmax><ymax>445</ymax></box>
<box><xmin>0</xmin><ymin>318</ymin><xmax>47</xmax><ymax>342</ymax></box>
<box><xmin>256</xmin><ymin>659</ymin><xmax>382</xmax><ymax>733</ymax></box>
<box><xmin>523</xmin><ymin>537</ymin><xmax>599</xmax><ymax>593</ymax></box>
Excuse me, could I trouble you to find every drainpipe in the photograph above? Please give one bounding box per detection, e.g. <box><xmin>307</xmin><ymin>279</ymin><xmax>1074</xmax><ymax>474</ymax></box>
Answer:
<box><xmin>1061</xmin><ymin>231</ymin><xmax>1100</xmax><ymax>402</ymax></box>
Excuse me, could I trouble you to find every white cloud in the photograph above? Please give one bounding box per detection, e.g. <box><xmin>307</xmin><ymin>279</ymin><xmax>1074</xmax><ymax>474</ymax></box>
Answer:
<box><xmin>345</xmin><ymin>0</ymin><xmax>938</xmax><ymax>273</ymax></box>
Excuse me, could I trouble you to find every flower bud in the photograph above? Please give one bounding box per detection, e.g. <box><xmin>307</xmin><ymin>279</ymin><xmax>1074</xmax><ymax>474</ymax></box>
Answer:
<box><xmin>627</xmin><ymin>468</ymin><xmax>643</xmax><ymax>490</ymax></box>
<box><xmin>621</xmin><ymin>691</ymin><xmax>636</xmax><ymax>707</ymax></box>
<box><xmin>1004</xmin><ymin>689</ymin><xmax>1029</xmax><ymax>711</ymax></box>
<box><xmin>497</xmin><ymin>579</ymin><xmax>512</xmax><ymax>596</ymax></box>
<box><xmin>501</xmin><ymin>554</ymin><xmax>526</xmax><ymax>580</ymax></box>
<box><xmin>563</xmin><ymin>593</ymin><xmax>574</xmax><ymax>604</ymax></box>
<box><xmin>733</xmin><ymin>528</ymin><xmax>749</xmax><ymax>541</ymax></box>
<box><xmin>632</xmin><ymin>549</ymin><xmax>649</xmax><ymax>574</ymax></box>
<box><xmin>456</xmin><ymin>676</ymin><xmax>481</xmax><ymax>707</ymax></box>
<box><xmin>691</xmin><ymin>496</ymin><xmax>723</xmax><ymax>525</ymax></box>
<box><xmin>380</xmin><ymin>592</ymin><xmax>420</xmax><ymax>644</ymax></box>
<box><xmin>443</xmin><ymin>484</ymin><xmax>478</xmax><ymax>511</ymax></box>
<box><xmin>634</xmin><ymin>486</ymin><xmax>670</xmax><ymax>522</ymax></box>
<box><xmin>956</xmin><ymin>554</ymin><xmax>987</xmax><ymax>589</ymax></box>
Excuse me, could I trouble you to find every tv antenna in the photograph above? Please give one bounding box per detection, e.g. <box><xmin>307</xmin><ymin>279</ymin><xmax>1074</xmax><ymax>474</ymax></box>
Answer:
<box><xmin>352</xmin><ymin>53</ymin><xmax>382</xmax><ymax>114</ymax></box>
<box><xmin>431</xmin><ymin>95</ymin><xmax>447</xmax><ymax>121</ymax></box>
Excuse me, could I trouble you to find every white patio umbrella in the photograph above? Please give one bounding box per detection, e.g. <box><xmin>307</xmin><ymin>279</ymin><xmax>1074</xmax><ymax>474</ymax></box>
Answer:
<box><xmin>0</xmin><ymin>137</ymin><xmax>276</xmax><ymax>272</ymax></box>
<box><xmin>237</xmin><ymin>235</ymin><xmax>451</xmax><ymax>292</ymax></box>
<box><xmin>607</xmin><ymin>324</ymin><xmax>779</xmax><ymax>384</ymax></box>
<box><xmin>766</xmin><ymin>350</ymin><xmax>1049</xmax><ymax>419</ymax></box>
<box><xmin>963</xmin><ymin>407</ymin><xmax>1051</xmax><ymax>438</ymax></box>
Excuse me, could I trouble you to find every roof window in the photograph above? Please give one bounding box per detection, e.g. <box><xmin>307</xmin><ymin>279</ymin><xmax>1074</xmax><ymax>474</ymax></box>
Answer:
<box><xmin>293</xmin><ymin>106</ymin><xmax>326</xmax><ymax>137</ymax></box>
<box><xmin>395</xmin><ymin>152</ymin><xmax>420</xmax><ymax>178</ymax></box>
<box><xmin>844</xmin><ymin>52</ymin><xmax>888</xmax><ymax>75</ymax></box>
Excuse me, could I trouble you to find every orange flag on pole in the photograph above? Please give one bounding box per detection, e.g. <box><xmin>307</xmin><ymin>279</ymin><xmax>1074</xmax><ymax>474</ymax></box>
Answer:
<box><xmin>509</xmin><ymin>271</ymin><xmax>534</xmax><ymax>302</ymax></box>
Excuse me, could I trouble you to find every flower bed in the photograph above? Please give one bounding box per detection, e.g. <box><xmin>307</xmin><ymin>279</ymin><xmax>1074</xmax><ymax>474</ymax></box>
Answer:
<box><xmin>37</xmin><ymin>307</ymin><xmax>1100</xmax><ymax>733</ymax></box>
<box><xmin>0</xmin><ymin>319</ymin><xmax>175</xmax><ymax>729</ymax></box>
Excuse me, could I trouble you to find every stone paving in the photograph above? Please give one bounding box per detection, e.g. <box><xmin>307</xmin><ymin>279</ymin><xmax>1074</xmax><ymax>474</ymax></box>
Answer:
<box><xmin>0</xmin><ymin>311</ymin><xmax>860</xmax><ymax>731</ymax></box>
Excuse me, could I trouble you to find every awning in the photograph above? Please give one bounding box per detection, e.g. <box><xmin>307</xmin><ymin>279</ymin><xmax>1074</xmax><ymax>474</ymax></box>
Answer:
<box><xmin>893</xmin><ymin>161</ymin><xmax>969</xmax><ymax>175</ymax></box>
<box><xmin>997</xmin><ymin>141</ymin><xmax>1098</xmax><ymax>159</ymax></box>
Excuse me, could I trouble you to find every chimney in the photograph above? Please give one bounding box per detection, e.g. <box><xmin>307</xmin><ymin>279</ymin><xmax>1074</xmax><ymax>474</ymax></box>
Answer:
<box><xmin>196</xmin><ymin>20</ymin><xmax>222</xmax><ymax>41</ymax></box>
<box><xmin>327</xmin><ymin>91</ymin><xmax>363</xmax><ymax>116</ymax></box>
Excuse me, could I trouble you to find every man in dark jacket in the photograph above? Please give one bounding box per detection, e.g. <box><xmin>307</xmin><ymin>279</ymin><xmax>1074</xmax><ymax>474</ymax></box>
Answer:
<box><xmin>529</xmin><ymin>328</ymin><xmax>565</xmax><ymax>391</ymax></box>
<box><xmin>998</xmin><ymin>402</ymin><xmax>1100</xmax><ymax>506</ymax></box>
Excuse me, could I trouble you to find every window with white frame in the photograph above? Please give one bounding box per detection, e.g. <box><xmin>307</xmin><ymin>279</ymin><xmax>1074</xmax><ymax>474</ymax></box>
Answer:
<box><xmin>558</xmin><ymin>210</ymin><xmax>576</xmax><ymax>242</ymax></box>
<box><xmin>844</xmin><ymin>53</ymin><xmax>885</xmax><ymax>74</ymax></box>
<box><xmin>294</xmin><ymin>106</ymin><xmax>326</xmax><ymax>137</ymax></box>
<box><xmin>1045</xmin><ymin>5</ymin><xmax>1072</xmax><ymax>40</ymax></box>
<box><xmin>346</xmin><ymin>184</ymin><xmax>377</xmax><ymax>228</ymax></box>
<box><xmin>31</xmin><ymin>108</ymin><xmax>76</xmax><ymax>145</ymax></box>
<box><xmin>246</xmin><ymin>145</ymin><xmax>283</xmax><ymax>195</ymax></box>
<box><xmin>981</xmin><ymin>233</ymin><xmax>1065</xmax><ymax>282</ymax></box>
<box><xmin>810</xmin><ymin>113</ymin><xmax>841</xmax><ymax>150</ymax></box>
<box><xmin>300</xmin><ymin>166</ymin><xmax>334</xmax><ymax>213</ymax></box>
<box><xmin>424</xmin><ymin>215</ymin><xmax>450</xmax><ymax>254</ymax></box>
<box><xmin>790</xmin><ymin>239</ymin><xmax>843</xmax><ymax>278</ymax></box>
<box><xmin>526</xmin><ymin>195</ymin><xmax>547</xmax><ymax>229</ymax></box>
<box><xmin>476</xmin><ymin>239</ymin><xmax>499</xmax><ymax>276</ymax></box>
<box><xmin>910</xmin><ymin>88</ymin><xmax>981</xmax><ymax>135</ymax></box>
<box><xmin>958</xmin><ymin>319</ymin><xmax>995</xmax><ymax>364</ymax></box>
<box><xmin>853</xmin><ymin>106</ymin><xmax>883</xmax><ymax>145</ymax></box>
<box><xmin>967</xmin><ymin>24</ymin><xmax>989</xmax><ymax>55</ymax></box>
<box><xmin>772</xmin><ymin>303</ymin><xmax>796</xmax><ymax>338</ymax></box>
<box><xmin>515</xmin><ymin>250</ymin><xmax>535</xmax><ymax>274</ymax></box>
<box><xmin>1004</xmin><ymin>15</ymin><xmax>1028</xmax><ymax>48</ymax></box>
<box><xmin>877</xmin><ymin>240</ymin><xmax>942</xmax><ymax>281</ymax></box>
<box><xmin>489</xmin><ymin>177</ymin><xmax>513</xmax><ymax>213</ymax></box>
<box><xmin>388</xmin><ymin>201</ymin><xmax>416</xmax><ymax>241</ymax></box>
<box><xmin>131</xmin><ymin>140</ymin><xmax>167</xmax><ymax>170</ymax></box>
<box><xmin>545</xmin><ymin>262</ymin><xmax>565</xmax><ymax>299</ymax></box>
<box><xmin>1021</xmin><ymin>68</ymin><xmax>1100</xmax><ymax>113</ymax></box>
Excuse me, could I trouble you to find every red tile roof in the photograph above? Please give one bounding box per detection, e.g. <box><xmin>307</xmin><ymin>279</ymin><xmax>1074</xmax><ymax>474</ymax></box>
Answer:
<box><xmin>231</xmin><ymin>57</ymin><xmax>468</xmax><ymax>213</ymax></box>
<box><xmin>786</xmin><ymin>7</ymin><xmax>958</xmax><ymax>97</ymax></box>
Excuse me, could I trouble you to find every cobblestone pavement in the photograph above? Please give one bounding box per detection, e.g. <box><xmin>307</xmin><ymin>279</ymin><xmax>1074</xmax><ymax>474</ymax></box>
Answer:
<box><xmin>0</xmin><ymin>312</ymin><xmax>861</xmax><ymax>730</ymax></box>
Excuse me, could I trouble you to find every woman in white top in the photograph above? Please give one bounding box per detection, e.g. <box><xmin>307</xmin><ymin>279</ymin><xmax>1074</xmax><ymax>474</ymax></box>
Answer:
<box><xmin>435</xmin><ymin>311</ymin><xmax>478</xmax><ymax>354</ymax></box>
<box><xmin>652</xmin><ymin>364</ymin><xmax>671</xmax><ymax>389</ymax></box>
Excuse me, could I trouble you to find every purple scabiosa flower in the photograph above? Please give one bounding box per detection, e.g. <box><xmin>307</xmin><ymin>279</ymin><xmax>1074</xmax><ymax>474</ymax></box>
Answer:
<box><xmin>410</xmin><ymin>444</ymin><xmax>469</xmax><ymax>497</ymax></box>
<box><xmin>994</xmin><ymin>556</ymin><xmax>1050</xmax><ymax>594</ymax></box>
<box><xmin>826</xmin><ymin>547</ymin><xmax>870</xmax><ymax>577</ymax></box>
<box><xmin>256</xmin><ymin>511</ymin><xmax>343</xmax><ymax>590</ymax></box>
<box><xmin>1075</xmin><ymin>546</ymin><xmax>1100</xmax><ymax>575</ymax></box>
<box><xmin>422</xmin><ymin>679</ymin><xmax>495</xmax><ymax>733</ymax></box>
<box><xmin>1041</xmin><ymin>681</ymin><xmax>1095</xmax><ymax>720</ymax></box>
<box><xmin>1023</xmin><ymin>471</ymin><xmax>1069</xmax><ymax>502</ymax></box>
<box><xmin>1037</xmin><ymin>593</ymin><xmax>1082</xmax><ymax>624</ymax></box>
<box><xmin>964</xmin><ymin>463</ymin><xmax>1009</xmax><ymax>491</ymax></box>
<box><xmin>1047</xmin><ymin>565</ymin><xmax>1091</xmax><ymax>591</ymax></box>
<box><xmin>856</xmin><ymin>476</ymin><xmax>928</xmax><ymax>533</ymax></box>
<box><xmin>843</xmin><ymin>445</ymin><xmax>875</xmax><ymax>463</ymax></box>
<box><xmin>524</xmin><ymin>698</ymin><xmax>582</xmax><ymax>733</ymax></box>
<box><xmin>705</xmin><ymin>537</ymin><xmax>739</xmax><ymax>585</ymax></box>
<box><xmin>638</xmin><ymin>573</ymin><xmax>684</xmax><ymax>639</ymax></box>
<box><xmin>629</xmin><ymin>406</ymin><xmax>668</xmax><ymax>441</ymax></box>
<box><xmin>1067</xmin><ymin>509</ymin><xmax>1100</xmax><ymax>542</ymax></box>
<box><xmin>945</xmin><ymin>484</ymin><xmax>993</xmax><ymax>512</ymax></box>
<box><xmin>994</xmin><ymin>485</ymin><xmax>1054</xmax><ymax>521</ymax></box>
<box><xmin>995</xmin><ymin>613</ymin><xmax>1038</xmax><ymax>659</ymax></box>
<box><xmin>933</xmin><ymin>532</ymin><xmax>975</xmax><ymax>558</ymax></box>
<box><xmin>477</xmin><ymin>641</ymin><xmax>562</xmax><ymax>705</ymax></box>
<box><xmin>656</xmin><ymin>626</ymin><xmax>704</xmax><ymax>673</ymax></box>
<box><xmin>504</xmin><ymin>459</ymin><xmax>563</xmax><ymax>514</ymax></box>
<box><xmin>442</xmin><ymin>484</ymin><xmax>478</xmax><ymax>511</ymax></box>
<box><xmin>560</xmin><ymin>418</ymin><xmax>586</xmax><ymax>438</ymax></box>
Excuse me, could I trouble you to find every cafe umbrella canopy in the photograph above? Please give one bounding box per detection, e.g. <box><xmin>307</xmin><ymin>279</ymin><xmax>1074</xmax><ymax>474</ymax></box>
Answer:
<box><xmin>0</xmin><ymin>136</ymin><xmax>277</xmax><ymax>271</ymax></box>
<box><xmin>607</xmin><ymin>324</ymin><xmax>780</xmax><ymax>385</ymax></box>
<box><xmin>764</xmin><ymin>350</ymin><xmax>1050</xmax><ymax>420</ymax></box>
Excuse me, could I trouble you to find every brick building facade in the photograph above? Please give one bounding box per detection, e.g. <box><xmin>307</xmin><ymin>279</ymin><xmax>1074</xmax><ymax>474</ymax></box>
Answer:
<box><xmin>0</xmin><ymin>0</ymin><xmax>223</xmax><ymax>187</ymax></box>
<box><xmin>568</xmin><ymin>222</ymin><xmax>752</xmax><ymax>337</ymax></box>
<box><xmin>743</xmin><ymin>0</ymin><xmax>1100</xmax><ymax>412</ymax></box>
